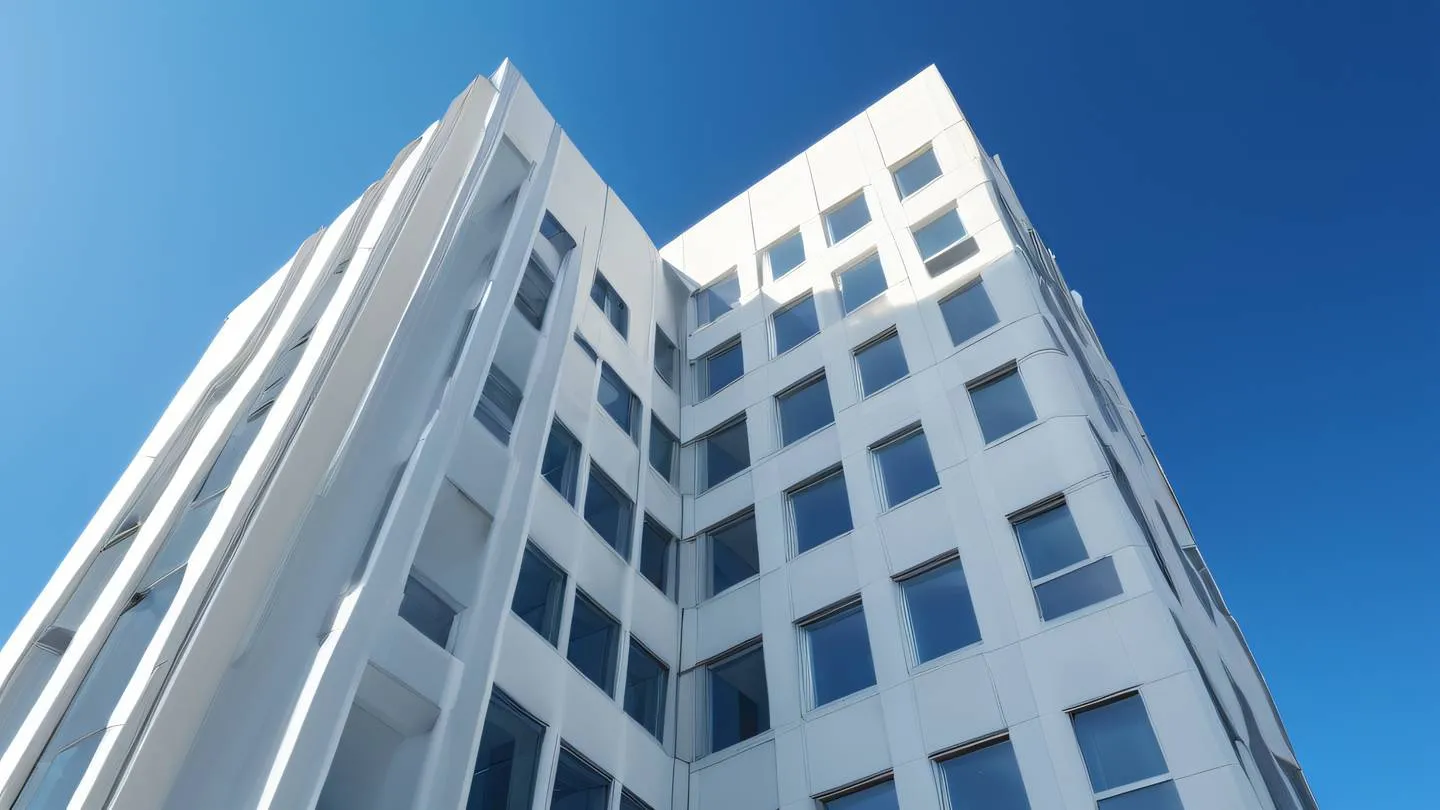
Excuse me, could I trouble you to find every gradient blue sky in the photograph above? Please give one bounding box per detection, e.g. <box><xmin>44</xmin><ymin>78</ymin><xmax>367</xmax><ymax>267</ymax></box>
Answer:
<box><xmin>1</xmin><ymin>1</ymin><xmax>1436</xmax><ymax>805</ymax></box>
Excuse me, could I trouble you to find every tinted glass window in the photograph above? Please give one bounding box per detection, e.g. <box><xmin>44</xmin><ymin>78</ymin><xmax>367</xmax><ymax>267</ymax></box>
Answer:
<box><xmin>805</xmin><ymin>603</ymin><xmax>876</xmax><ymax>706</ymax></box>
<box><xmin>590</xmin><ymin>274</ymin><xmax>629</xmax><ymax>338</ymax></box>
<box><xmin>550</xmin><ymin>748</ymin><xmax>610</xmax><ymax>810</ymax></box>
<box><xmin>874</xmin><ymin>429</ymin><xmax>939</xmax><ymax>508</ymax></box>
<box><xmin>695</xmin><ymin>272</ymin><xmax>740</xmax><ymax>328</ymax></box>
<box><xmin>512</xmin><ymin>545</ymin><xmax>565</xmax><ymax>645</ymax></box>
<box><xmin>709</xmin><ymin>513</ymin><xmax>759</xmax><ymax>595</ymax></box>
<box><xmin>825</xmin><ymin>195</ymin><xmax>871</xmax><ymax>244</ymax></box>
<box><xmin>624</xmin><ymin>640</ymin><xmax>668</xmax><ymax>740</ymax></box>
<box><xmin>837</xmin><ymin>254</ymin><xmax>887</xmax><ymax>314</ymax></box>
<box><xmin>572</xmin><ymin>332</ymin><xmax>598</xmax><ymax>362</ymax></box>
<box><xmin>540</xmin><ymin>211</ymin><xmax>576</xmax><ymax>255</ymax></box>
<box><xmin>914</xmin><ymin>209</ymin><xmax>968</xmax><ymax>260</ymax></box>
<box><xmin>709</xmin><ymin>646</ymin><xmax>769</xmax><ymax>751</ymax></box>
<box><xmin>901</xmin><ymin>559</ymin><xmax>981</xmax><ymax>662</ymax></box>
<box><xmin>1035</xmin><ymin>557</ymin><xmax>1123</xmax><ymax>619</ymax></box>
<box><xmin>970</xmin><ymin>367</ymin><xmax>1037</xmax><ymax>442</ymax></box>
<box><xmin>893</xmin><ymin>147</ymin><xmax>942</xmax><ymax>198</ymax></box>
<box><xmin>597</xmin><ymin>364</ymin><xmax>637</xmax><ymax>440</ymax></box>
<box><xmin>700</xmin><ymin>341</ymin><xmax>744</xmax><ymax>398</ymax></box>
<box><xmin>654</xmin><ymin>328</ymin><xmax>677</xmax><ymax>388</ymax></box>
<box><xmin>639</xmin><ymin>517</ymin><xmax>675</xmax><ymax>597</ymax></box>
<box><xmin>790</xmin><ymin>470</ymin><xmax>853</xmax><ymax>554</ymax></box>
<box><xmin>540</xmin><ymin>421</ymin><xmax>581</xmax><ymax>504</ymax></box>
<box><xmin>583</xmin><ymin>466</ymin><xmax>633</xmax><ymax>557</ymax></box>
<box><xmin>567</xmin><ymin>593</ymin><xmax>620</xmax><ymax>695</ymax></box>
<box><xmin>1013</xmin><ymin>502</ymin><xmax>1088</xmax><ymax>580</ymax></box>
<box><xmin>702</xmin><ymin>418</ymin><xmax>750</xmax><ymax>490</ymax></box>
<box><xmin>773</xmin><ymin>294</ymin><xmax>820</xmax><ymax>355</ymax></box>
<box><xmin>937</xmin><ymin>739</ymin><xmax>1032</xmax><ymax>810</ymax></box>
<box><xmin>823</xmin><ymin>778</ymin><xmax>899</xmax><ymax>810</ymax></box>
<box><xmin>1072</xmin><ymin>694</ymin><xmax>1170</xmax><ymax>793</ymax></box>
<box><xmin>648</xmin><ymin>418</ymin><xmax>678</xmax><ymax>484</ymax></box>
<box><xmin>515</xmin><ymin>256</ymin><xmax>554</xmax><ymax>328</ymax></box>
<box><xmin>768</xmin><ymin>232</ymin><xmax>806</xmax><ymax>279</ymax></box>
<box><xmin>466</xmin><ymin>693</ymin><xmax>544</xmax><ymax>810</ymax></box>
<box><xmin>11</xmin><ymin>730</ymin><xmax>104</xmax><ymax>810</ymax></box>
<box><xmin>196</xmin><ymin>403</ymin><xmax>271</xmax><ymax>500</ymax></box>
<box><xmin>475</xmin><ymin>368</ymin><xmax>523</xmax><ymax>444</ymax></box>
<box><xmin>398</xmin><ymin>575</ymin><xmax>455</xmax><ymax>648</ymax></box>
<box><xmin>855</xmin><ymin>331</ymin><xmax>908</xmax><ymax>396</ymax></box>
<box><xmin>939</xmin><ymin>282</ymin><xmax>1000</xmax><ymax>345</ymax></box>
<box><xmin>777</xmin><ymin>375</ymin><xmax>835</xmax><ymax>446</ymax></box>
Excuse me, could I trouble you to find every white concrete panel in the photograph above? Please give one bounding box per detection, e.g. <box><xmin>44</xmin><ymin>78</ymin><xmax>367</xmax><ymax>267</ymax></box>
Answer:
<box><xmin>911</xmin><ymin>655</ymin><xmax>1004</xmax><ymax>755</ymax></box>
<box><xmin>803</xmin><ymin>694</ymin><xmax>891</xmax><ymax>793</ymax></box>
<box><xmin>692</xmin><ymin>740</ymin><xmax>778</xmax><ymax>810</ymax></box>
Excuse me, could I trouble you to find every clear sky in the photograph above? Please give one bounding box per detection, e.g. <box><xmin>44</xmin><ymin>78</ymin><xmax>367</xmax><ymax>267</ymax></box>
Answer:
<box><xmin>1</xmin><ymin>1</ymin><xmax>1436</xmax><ymax>805</ymax></box>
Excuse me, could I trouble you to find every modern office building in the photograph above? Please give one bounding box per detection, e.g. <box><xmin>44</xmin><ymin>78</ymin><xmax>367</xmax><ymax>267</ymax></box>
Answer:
<box><xmin>0</xmin><ymin>62</ymin><xmax>1318</xmax><ymax>810</ymax></box>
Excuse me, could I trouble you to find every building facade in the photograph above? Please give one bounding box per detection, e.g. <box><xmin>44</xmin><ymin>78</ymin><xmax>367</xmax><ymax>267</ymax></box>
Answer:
<box><xmin>0</xmin><ymin>63</ymin><xmax>1318</xmax><ymax>810</ymax></box>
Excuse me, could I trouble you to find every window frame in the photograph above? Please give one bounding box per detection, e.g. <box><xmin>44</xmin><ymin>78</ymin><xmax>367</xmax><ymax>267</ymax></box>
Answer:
<box><xmin>582</xmin><ymin>463</ymin><xmax>635</xmax><ymax>559</ymax></box>
<box><xmin>597</xmin><ymin>362</ymin><xmax>640</xmax><ymax>442</ymax></box>
<box><xmin>511</xmin><ymin>542</ymin><xmax>566</xmax><ymax>646</ymax></box>
<box><xmin>590</xmin><ymin>271</ymin><xmax>630</xmax><ymax>338</ymax></box>
<box><xmin>622</xmin><ymin>636</ymin><xmax>670</xmax><ymax>742</ymax></box>
<box><xmin>834</xmin><ymin>251</ymin><xmax>889</xmax><ymax>315</ymax></box>
<box><xmin>911</xmin><ymin>206</ymin><xmax>974</xmax><ymax>275</ymax></box>
<box><xmin>852</xmin><ymin>327</ymin><xmax>909</xmax><ymax>398</ymax></box>
<box><xmin>931</xmin><ymin>733</ymin><xmax>1032</xmax><ymax>810</ymax></box>
<box><xmin>1068</xmin><ymin>690</ymin><xmax>1179</xmax><ymax>805</ymax></box>
<box><xmin>816</xmin><ymin>773</ymin><xmax>901</xmax><ymax>810</ymax></box>
<box><xmin>653</xmin><ymin>327</ymin><xmax>678</xmax><ymax>389</ymax></box>
<box><xmin>701</xmin><ymin>509</ymin><xmax>760</xmax><ymax>598</ymax></box>
<box><xmin>937</xmin><ymin>279</ymin><xmax>1000</xmax><ymax>347</ymax></box>
<box><xmin>1009</xmin><ymin>496</ymin><xmax>1123</xmax><ymax>620</ymax></box>
<box><xmin>566</xmin><ymin>590</ymin><xmax>622</xmax><ymax>696</ymax></box>
<box><xmin>774</xmin><ymin>370</ymin><xmax>835</xmax><ymax>447</ymax></box>
<box><xmin>771</xmin><ymin>291</ymin><xmax>821</xmax><ymax>356</ymax></box>
<box><xmin>696</xmin><ymin>414</ymin><xmax>751</xmax><ymax>492</ymax></box>
<box><xmin>895</xmin><ymin>552</ymin><xmax>983</xmax><ymax>666</ymax></box>
<box><xmin>696</xmin><ymin>337</ymin><xmax>744</xmax><ymax>400</ymax></box>
<box><xmin>786</xmin><ymin>465</ymin><xmax>854</xmax><ymax>557</ymax></box>
<box><xmin>398</xmin><ymin>571</ymin><xmax>459</xmax><ymax>650</ymax></box>
<box><xmin>474</xmin><ymin>366</ymin><xmax>524</xmax><ymax>445</ymax></box>
<box><xmin>693</xmin><ymin>269</ymin><xmax>741</xmax><ymax>330</ymax></box>
<box><xmin>798</xmin><ymin>597</ymin><xmax>877</xmax><ymax>709</ymax></box>
<box><xmin>647</xmin><ymin>416</ymin><xmax>679</xmax><ymax>487</ymax></box>
<box><xmin>764</xmin><ymin>230</ymin><xmax>807</xmax><ymax>282</ymax></box>
<box><xmin>539</xmin><ymin>419</ymin><xmax>582</xmax><ymax>504</ymax></box>
<box><xmin>551</xmin><ymin>744</ymin><xmax>614</xmax><ymax>810</ymax></box>
<box><xmin>869</xmin><ymin>423</ymin><xmax>941</xmax><ymax>510</ymax></box>
<box><xmin>638</xmin><ymin>515</ymin><xmax>677</xmax><ymax>599</ymax></box>
<box><xmin>822</xmin><ymin>191</ymin><xmax>872</xmax><ymax>246</ymax></box>
<box><xmin>514</xmin><ymin>254</ymin><xmax>555</xmax><ymax>329</ymax></box>
<box><xmin>891</xmin><ymin>144</ymin><xmax>943</xmax><ymax>199</ymax></box>
<box><xmin>967</xmin><ymin>362</ymin><xmax>1038</xmax><ymax>444</ymax></box>
<box><xmin>698</xmin><ymin>639</ymin><xmax>770</xmax><ymax>755</ymax></box>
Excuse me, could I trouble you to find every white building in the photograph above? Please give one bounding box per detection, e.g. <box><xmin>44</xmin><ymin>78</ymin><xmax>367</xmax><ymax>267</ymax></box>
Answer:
<box><xmin>0</xmin><ymin>62</ymin><xmax>1319</xmax><ymax>810</ymax></box>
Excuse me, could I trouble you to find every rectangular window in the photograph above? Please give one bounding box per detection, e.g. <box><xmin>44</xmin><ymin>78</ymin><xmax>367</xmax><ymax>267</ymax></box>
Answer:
<box><xmin>772</xmin><ymin>293</ymin><xmax>820</xmax><ymax>355</ymax></box>
<box><xmin>823</xmin><ymin>779</ymin><xmax>900</xmax><ymax>810</ymax></box>
<box><xmin>1034</xmin><ymin>557</ymin><xmax>1122</xmax><ymax>621</ymax></box>
<box><xmin>935</xmin><ymin>737</ymin><xmax>1032</xmax><ymax>810</ymax></box>
<box><xmin>1071</xmin><ymin>693</ymin><xmax>1182</xmax><ymax>809</ymax></box>
<box><xmin>398</xmin><ymin>573</ymin><xmax>456</xmax><ymax>649</ymax></box>
<box><xmin>836</xmin><ymin>253</ymin><xmax>887</xmax><ymax>314</ymax></box>
<box><xmin>1012</xmin><ymin>499</ymin><xmax>1123</xmax><ymax>620</ymax></box>
<box><xmin>705</xmin><ymin>511</ymin><xmax>759</xmax><ymax>596</ymax></box>
<box><xmin>892</xmin><ymin>145</ymin><xmax>942</xmax><ymax>198</ymax></box>
<box><xmin>540</xmin><ymin>420</ymin><xmax>581</xmax><ymax>504</ymax></box>
<box><xmin>639</xmin><ymin>516</ymin><xmax>676</xmax><ymax>597</ymax></box>
<box><xmin>514</xmin><ymin>255</ymin><xmax>555</xmax><ymax>329</ymax></box>
<box><xmin>573</xmin><ymin>332</ymin><xmax>598</xmax><ymax>362</ymax></box>
<box><xmin>802</xmin><ymin>601</ymin><xmax>876</xmax><ymax>707</ymax></box>
<box><xmin>698</xmin><ymin>339</ymin><xmax>744</xmax><ymax>398</ymax></box>
<box><xmin>567</xmin><ymin>592</ymin><xmax>620</xmax><ymax>695</ymax></box>
<box><xmin>939</xmin><ymin>281</ymin><xmax>999</xmax><ymax>345</ymax></box>
<box><xmin>854</xmin><ymin>328</ymin><xmax>909</xmax><ymax>396</ymax></box>
<box><xmin>899</xmin><ymin>556</ymin><xmax>981</xmax><ymax>663</ymax></box>
<box><xmin>475</xmin><ymin>367</ymin><xmax>523</xmax><ymax>444</ymax></box>
<box><xmin>969</xmin><ymin>364</ymin><xmax>1037</xmax><ymax>443</ymax></box>
<box><xmin>776</xmin><ymin>372</ymin><xmax>835</xmax><ymax>446</ymax></box>
<box><xmin>788</xmin><ymin>468</ymin><xmax>853</xmax><ymax>555</ymax></box>
<box><xmin>912</xmin><ymin>209</ymin><xmax>973</xmax><ymax>275</ymax></box>
<box><xmin>872</xmin><ymin>425</ymin><xmax>940</xmax><ymax>508</ymax></box>
<box><xmin>648</xmin><ymin>417</ymin><xmax>679</xmax><ymax>485</ymax></box>
<box><xmin>623</xmin><ymin>639</ymin><xmax>668</xmax><ymax>741</ymax></box>
<box><xmin>590</xmin><ymin>272</ymin><xmax>629</xmax><ymax>338</ymax></box>
<box><xmin>824</xmin><ymin>193</ymin><xmax>871</xmax><ymax>244</ymax></box>
<box><xmin>511</xmin><ymin>544</ymin><xmax>565</xmax><ymax>645</ymax></box>
<box><xmin>583</xmin><ymin>464</ymin><xmax>634</xmax><ymax>557</ymax></box>
<box><xmin>466</xmin><ymin>692</ymin><xmax>544</xmax><ymax>810</ymax></box>
<box><xmin>597</xmin><ymin>363</ymin><xmax>639</xmax><ymax>441</ymax></box>
<box><xmin>540</xmin><ymin>211</ymin><xmax>577</xmax><ymax>255</ymax></box>
<box><xmin>694</xmin><ymin>270</ymin><xmax>740</xmax><ymax>328</ymax></box>
<box><xmin>550</xmin><ymin>746</ymin><xmax>612</xmax><ymax>810</ymax></box>
<box><xmin>707</xmin><ymin>643</ymin><xmax>770</xmax><ymax>753</ymax></box>
<box><xmin>766</xmin><ymin>231</ymin><xmax>806</xmax><ymax>280</ymax></box>
<box><xmin>654</xmin><ymin>328</ymin><xmax>678</xmax><ymax>388</ymax></box>
<box><xmin>699</xmin><ymin>416</ymin><xmax>750</xmax><ymax>490</ymax></box>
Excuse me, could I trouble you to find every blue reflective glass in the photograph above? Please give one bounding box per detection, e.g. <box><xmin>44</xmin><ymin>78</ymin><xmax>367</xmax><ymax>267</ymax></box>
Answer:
<box><xmin>710</xmin><ymin>646</ymin><xmax>769</xmax><ymax>751</ymax></box>
<box><xmin>466</xmin><ymin>694</ymin><xmax>543</xmax><ymax>810</ymax></box>
<box><xmin>511</xmin><ymin>546</ymin><xmax>564</xmax><ymax>645</ymax></box>
<box><xmin>806</xmin><ymin>605</ymin><xmax>876</xmax><ymax>706</ymax></box>
<box><xmin>824</xmin><ymin>778</ymin><xmax>899</xmax><ymax>810</ymax></box>
<box><xmin>623</xmin><ymin>641</ymin><xmax>668</xmax><ymax>740</ymax></box>
<box><xmin>540</xmin><ymin>422</ymin><xmax>580</xmax><ymax>503</ymax></box>
<box><xmin>550</xmin><ymin>748</ymin><xmax>610</xmax><ymax>810</ymax></box>
<box><xmin>1097</xmin><ymin>781</ymin><xmax>1184</xmax><ymax>810</ymax></box>
<box><xmin>703</xmin><ymin>419</ymin><xmax>750</xmax><ymax>489</ymax></box>
<box><xmin>837</xmin><ymin>254</ymin><xmax>887</xmax><ymax>313</ymax></box>
<box><xmin>970</xmin><ymin>368</ymin><xmax>1036</xmax><ymax>442</ymax></box>
<box><xmin>1036</xmin><ymin>556</ymin><xmax>1123</xmax><ymax>620</ymax></box>
<box><xmin>399</xmin><ymin>575</ymin><xmax>455</xmax><ymax>648</ymax></box>
<box><xmin>855</xmin><ymin>332</ymin><xmax>908</xmax><ymax>396</ymax></box>
<box><xmin>875</xmin><ymin>430</ymin><xmax>939</xmax><ymax>508</ymax></box>
<box><xmin>696</xmin><ymin>273</ymin><xmax>740</xmax><ymax>327</ymax></box>
<box><xmin>938</xmin><ymin>739</ymin><xmax>1033</xmax><ymax>810</ymax></box>
<box><xmin>914</xmin><ymin>210</ymin><xmax>968</xmax><ymax>259</ymax></box>
<box><xmin>583</xmin><ymin>466</ymin><xmax>633</xmax><ymax>557</ymax></box>
<box><xmin>777</xmin><ymin>375</ymin><xmax>834</xmax><ymax>446</ymax></box>
<box><xmin>940</xmin><ymin>283</ymin><xmax>999</xmax><ymax>345</ymax></box>
<box><xmin>710</xmin><ymin>514</ymin><xmax>759</xmax><ymax>594</ymax></box>
<box><xmin>1073</xmin><ymin>694</ymin><xmax>1169</xmax><ymax>792</ymax></box>
<box><xmin>773</xmin><ymin>295</ymin><xmax>820</xmax><ymax>354</ymax></box>
<box><xmin>702</xmin><ymin>342</ymin><xmax>744</xmax><ymax>397</ymax></box>
<box><xmin>825</xmin><ymin>195</ymin><xmax>871</xmax><ymax>244</ymax></box>
<box><xmin>1014</xmin><ymin>503</ymin><xmax>1088</xmax><ymax>580</ymax></box>
<box><xmin>893</xmin><ymin>148</ymin><xmax>942</xmax><ymax>198</ymax></box>
<box><xmin>567</xmin><ymin>594</ymin><xmax>619</xmax><ymax>695</ymax></box>
<box><xmin>902</xmin><ymin>560</ymin><xmax>982</xmax><ymax>662</ymax></box>
<box><xmin>648</xmin><ymin>418</ymin><xmax>677</xmax><ymax>483</ymax></box>
<box><xmin>597</xmin><ymin>365</ymin><xmax>636</xmax><ymax>438</ymax></box>
<box><xmin>768</xmin><ymin>232</ymin><xmax>806</xmax><ymax>279</ymax></box>
<box><xmin>791</xmin><ymin>471</ymin><xmax>853</xmax><ymax>554</ymax></box>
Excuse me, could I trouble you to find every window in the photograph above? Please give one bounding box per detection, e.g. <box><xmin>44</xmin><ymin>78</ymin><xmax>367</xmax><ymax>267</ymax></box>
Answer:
<box><xmin>824</xmin><ymin>193</ymin><xmax>871</xmax><ymax>244</ymax></box>
<box><xmin>939</xmin><ymin>281</ymin><xmax>999</xmax><ymax>345</ymax></box>
<box><xmin>699</xmin><ymin>416</ymin><xmax>750</xmax><ymax>490</ymax></box>
<box><xmin>872</xmin><ymin>426</ymin><xmax>940</xmax><ymax>508</ymax></box>
<box><xmin>624</xmin><ymin>639</ymin><xmax>668</xmax><ymax>740</ymax></box>
<box><xmin>583</xmin><ymin>465</ymin><xmax>634</xmax><ymax>557</ymax></box>
<box><xmin>899</xmin><ymin>557</ymin><xmax>981</xmax><ymax>663</ymax></box>
<box><xmin>772</xmin><ymin>293</ymin><xmax>820</xmax><ymax>355</ymax></box>
<box><xmin>550</xmin><ymin>746</ymin><xmax>611</xmax><ymax>810</ymax></box>
<box><xmin>639</xmin><ymin>516</ymin><xmax>676</xmax><ymax>597</ymax></box>
<box><xmin>597</xmin><ymin>363</ymin><xmax>639</xmax><ymax>441</ymax></box>
<box><xmin>466</xmin><ymin>692</ymin><xmax>544</xmax><ymax>810</ymax></box>
<box><xmin>573</xmin><ymin>332</ymin><xmax>598</xmax><ymax>362</ymax></box>
<box><xmin>620</xmin><ymin>791</ymin><xmax>653</xmax><ymax>810</ymax></box>
<box><xmin>654</xmin><ymin>328</ymin><xmax>678</xmax><ymax>388</ymax></box>
<box><xmin>512</xmin><ymin>544</ymin><xmax>565</xmax><ymax>645</ymax></box>
<box><xmin>802</xmin><ymin>601</ymin><xmax>876</xmax><ymax>706</ymax></box>
<box><xmin>892</xmin><ymin>146</ymin><xmax>942</xmax><ymax>198</ymax></box>
<box><xmin>398</xmin><ymin>574</ymin><xmax>456</xmax><ymax>649</ymax></box>
<box><xmin>514</xmin><ymin>255</ymin><xmax>554</xmax><ymax>329</ymax></box>
<box><xmin>698</xmin><ymin>339</ymin><xmax>744</xmax><ymax>398</ymax></box>
<box><xmin>1071</xmin><ymin>693</ymin><xmax>1183</xmax><ymax>809</ymax></box>
<box><xmin>475</xmin><ymin>367</ymin><xmax>523</xmax><ymax>444</ymax></box>
<box><xmin>969</xmin><ymin>364</ymin><xmax>1037</xmax><ymax>442</ymax></box>
<box><xmin>540</xmin><ymin>211</ymin><xmax>577</xmax><ymax>255</ymax></box>
<box><xmin>854</xmin><ymin>329</ymin><xmax>908</xmax><ymax>396</ymax></box>
<box><xmin>590</xmin><ymin>272</ymin><xmax>629</xmax><ymax>338</ymax></box>
<box><xmin>705</xmin><ymin>511</ymin><xmax>759</xmax><ymax>596</ymax></box>
<box><xmin>776</xmin><ymin>373</ymin><xmax>835</xmax><ymax>446</ymax></box>
<box><xmin>836</xmin><ymin>253</ymin><xmax>887</xmax><ymax>314</ymax></box>
<box><xmin>648</xmin><ymin>417</ymin><xmax>678</xmax><ymax>485</ymax></box>
<box><xmin>567</xmin><ymin>592</ymin><xmax>620</xmax><ymax>695</ymax></box>
<box><xmin>540</xmin><ymin>421</ymin><xmax>581</xmax><ymax>504</ymax></box>
<box><xmin>694</xmin><ymin>270</ymin><xmax>740</xmax><ymax>328</ymax></box>
<box><xmin>1013</xmin><ymin>499</ymin><xmax>1123</xmax><ymax>620</ymax></box>
<box><xmin>935</xmin><ymin>737</ymin><xmax>1032</xmax><ymax>810</ymax></box>
<box><xmin>788</xmin><ymin>468</ymin><xmax>853</xmax><ymax>555</ymax></box>
<box><xmin>822</xmin><ymin>779</ymin><xmax>900</xmax><ymax>810</ymax></box>
<box><xmin>912</xmin><ymin>209</ymin><xmax>973</xmax><ymax>275</ymax></box>
<box><xmin>707</xmin><ymin>643</ymin><xmax>769</xmax><ymax>752</ymax></box>
<box><xmin>766</xmin><ymin>231</ymin><xmax>806</xmax><ymax>280</ymax></box>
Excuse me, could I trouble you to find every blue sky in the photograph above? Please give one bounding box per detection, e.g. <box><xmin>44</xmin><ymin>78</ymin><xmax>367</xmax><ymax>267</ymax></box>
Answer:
<box><xmin>1</xmin><ymin>1</ymin><xmax>1436</xmax><ymax>805</ymax></box>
